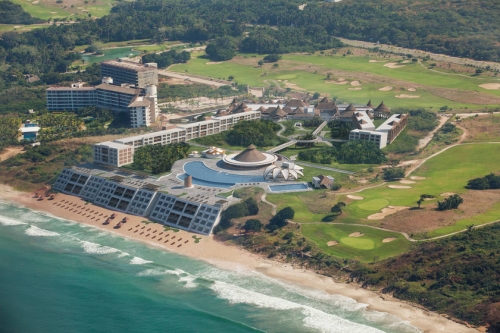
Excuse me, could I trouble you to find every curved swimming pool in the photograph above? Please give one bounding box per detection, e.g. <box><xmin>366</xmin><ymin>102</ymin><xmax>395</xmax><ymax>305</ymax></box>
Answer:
<box><xmin>178</xmin><ymin>161</ymin><xmax>266</xmax><ymax>188</ymax></box>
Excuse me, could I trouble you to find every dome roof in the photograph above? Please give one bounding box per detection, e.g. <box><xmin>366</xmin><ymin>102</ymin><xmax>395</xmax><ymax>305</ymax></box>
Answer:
<box><xmin>234</xmin><ymin>144</ymin><xmax>267</xmax><ymax>162</ymax></box>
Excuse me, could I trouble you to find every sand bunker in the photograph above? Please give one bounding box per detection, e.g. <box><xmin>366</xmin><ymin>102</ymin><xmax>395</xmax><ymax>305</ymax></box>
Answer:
<box><xmin>347</xmin><ymin>195</ymin><xmax>364</xmax><ymax>200</ymax></box>
<box><xmin>379</xmin><ymin>86</ymin><xmax>393</xmax><ymax>91</ymax></box>
<box><xmin>350</xmin><ymin>81</ymin><xmax>361</xmax><ymax>86</ymax></box>
<box><xmin>400</xmin><ymin>180</ymin><xmax>416</xmax><ymax>184</ymax></box>
<box><xmin>367</xmin><ymin>206</ymin><xmax>408</xmax><ymax>220</ymax></box>
<box><xmin>50</xmin><ymin>11</ymin><xmax>57</xmax><ymax>13</ymax></box>
<box><xmin>14</xmin><ymin>25</ymin><xmax>21</xmax><ymax>28</ymax></box>
<box><xmin>441</xmin><ymin>192</ymin><xmax>456</xmax><ymax>197</ymax></box>
<box><xmin>407</xmin><ymin>88</ymin><xmax>417</xmax><ymax>92</ymax></box>
<box><xmin>384</xmin><ymin>62</ymin><xmax>406</xmax><ymax>69</ymax></box>
<box><xmin>327</xmin><ymin>80</ymin><xmax>348</xmax><ymax>85</ymax></box>
<box><xmin>349</xmin><ymin>232</ymin><xmax>364</xmax><ymax>237</ymax></box>
<box><xmin>369</xmin><ymin>60</ymin><xmax>386</xmax><ymax>63</ymax></box>
<box><xmin>401</xmin><ymin>60</ymin><xmax>412</xmax><ymax>64</ymax></box>
<box><xmin>410</xmin><ymin>176</ymin><xmax>426</xmax><ymax>180</ymax></box>
<box><xmin>348</xmin><ymin>88</ymin><xmax>362</xmax><ymax>90</ymax></box>
<box><xmin>382</xmin><ymin>237</ymin><xmax>397</xmax><ymax>243</ymax></box>
<box><xmin>327</xmin><ymin>240</ymin><xmax>339</xmax><ymax>246</ymax></box>
<box><xmin>479</xmin><ymin>83</ymin><xmax>500</xmax><ymax>90</ymax></box>
<box><xmin>395</xmin><ymin>94</ymin><xmax>420</xmax><ymax>99</ymax></box>
<box><xmin>388</xmin><ymin>185</ymin><xmax>412</xmax><ymax>189</ymax></box>
<box><xmin>206</xmin><ymin>62</ymin><xmax>222</xmax><ymax>65</ymax></box>
<box><xmin>32</xmin><ymin>1</ymin><xmax>39</xmax><ymax>3</ymax></box>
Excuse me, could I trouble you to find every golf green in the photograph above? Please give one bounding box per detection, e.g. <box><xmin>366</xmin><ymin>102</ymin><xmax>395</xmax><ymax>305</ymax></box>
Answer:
<box><xmin>340</xmin><ymin>237</ymin><xmax>375</xmax><ymax>250</ymax></box>
<box><xmin>358</xmin><ymin>199</ymin><xmax>389</xmax><ymax>211</ymax></box>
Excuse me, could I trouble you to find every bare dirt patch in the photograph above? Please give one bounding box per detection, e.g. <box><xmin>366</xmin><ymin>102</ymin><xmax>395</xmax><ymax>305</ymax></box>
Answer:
<box><xmin>0</xmin><ymin>147</ymin><xmax>24</xmax><ymax>162</ymax></box>
<box><xmin>348</xmin><ymin>88</ymin><xmax>362</xmax><ymax>90</ymax></box>
<box><xmin>382</xmin><ymin>237</ymin><xmax>397</xmax><ymax>243</ymax></box>
<box><xmin>411</xmin><ymin>176</ymin><xmax>426</xmax><ymax>180</ymax></box>
<box><xmin>400</xmin><ymin>180</ymin><xmax>416</xmax><ymax>184</ymax></box>
<box><xmin>407</xmin><ymin>88</ymin><xmax>417</xmax><ymax>92</ymax></box>
<box><xmin>460</xmin><ymin>114</ymin><xmax>500</xmax><ymax>142</ymax></box>
<box><xmin>284</xmin><ymin>80</ymin><xmax>306</xmax><ymax>91</ymax></box>
<box><xmin>395</xmin><ymin>94</ymin><xmax>420</xmax><ymax>99</ymax></box>
<box><xmin>369</xmin><ymin>60</ymin><xmax>386</xmax><ymax>63</ymax></box>
<box><xmin>347</xmin><ymin>195</ymin><xmax>364</xmax><ymax>200</ymax></box>
<box><xmin>379</xmin><ymin>86</ymin><xmax>393</xmax><ymax>91</ymax></box>
<box><xmin>440</xmin><ymin>192</ymin><xmax>456</xmax><ymax>197</ymax></box>
<box><xmin>206</xmin><ymin>62</ymin><xmax>222</xmax><ymax>65</ymax></box>
<box><xmin>388</xmin><ymin>185</ymin><xmax>412</xmax><ymax>189</ymax></box>
<box><xmin>326</xmin><ymin>80</ymin><xmax>348</xmax><ymax>85</ymax></box>
<box><xmin>350</xmin><ymin>80</ymin><xmax>361</xmax><ymax>86</ymax></box>
<box><xmin>430</xmin><ymin>87</ymin><xmax>500</xmax><ymax>105</ymax></box>
<box><xmin>377</xmin><ymin>190</ymin><xmax>500</xmax><ymax>234</ymax></box>
<box><xmin>327</xmin><ymin>240</ymin><xmax>338</xmax><ymax>246</ymax></box>
<box><xmin>367</xmin><ymin>206</ymin><xmax>408</xmax><ymax>220</ymax></box>
<box><xmin>479</xmin><ymin>83</ymin><xmax>500</xmax><ymax>90</ymax></box>
<box><xmin>349</xmin><ymin>232</ymin><xmax>364</xmax><ymax>237</ymax></box>
<box><xmin>384</xmin><ymin>63</ymin><xmax>406</xmax><ymax>69</ymax></box>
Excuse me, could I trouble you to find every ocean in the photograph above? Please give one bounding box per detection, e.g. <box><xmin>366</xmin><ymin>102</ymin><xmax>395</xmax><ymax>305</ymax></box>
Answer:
<box><xmin>0</xmin><ymin>200</ymin><xmax>420</xmax><ymax>333</ymax></box>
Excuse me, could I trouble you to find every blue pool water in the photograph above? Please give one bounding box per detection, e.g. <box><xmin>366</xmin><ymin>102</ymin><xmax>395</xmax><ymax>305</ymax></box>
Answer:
<box><xmin>179</xmin><ymin>161</ymin><xmax>266</xmax><ymax>188</ymax></box>
<box><xmin>269</xmin><ymin>183</ymin><xmax>310</xmax><ymax>192</ymax></box>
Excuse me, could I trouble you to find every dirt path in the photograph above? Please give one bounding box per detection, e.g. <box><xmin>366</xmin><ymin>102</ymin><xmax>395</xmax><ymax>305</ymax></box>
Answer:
<box><xmin>158</xmin><ymin>69</ymin><xmax>230</xmax><ymax>87</ymax></box>
<box><xmin>0</xmin><ymin>146</ymin><xmax>24</xmax><ymax>162</ymax></box>
<box><xmin>416</xmin><ymin>115</ymin><xmax>450</xmax><ymax>150</ymax></box>
<box><xmin>261</xmin><ymin>193</ymin><xmax>277</xmax><ymax>215</ymax></box>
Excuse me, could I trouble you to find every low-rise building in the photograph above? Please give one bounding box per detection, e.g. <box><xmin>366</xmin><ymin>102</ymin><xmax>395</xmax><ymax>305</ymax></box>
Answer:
<box><xmin>312</xmin><ymin>175</ymin><xmax>335</xmax><ymax>189</ymax></box>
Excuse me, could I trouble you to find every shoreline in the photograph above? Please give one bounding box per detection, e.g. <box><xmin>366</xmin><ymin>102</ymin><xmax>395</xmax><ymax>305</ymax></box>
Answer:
<box><xmin>0</xmin><ymin>184</ymin><xmax>478</xmax><ymax>333</ymax></box>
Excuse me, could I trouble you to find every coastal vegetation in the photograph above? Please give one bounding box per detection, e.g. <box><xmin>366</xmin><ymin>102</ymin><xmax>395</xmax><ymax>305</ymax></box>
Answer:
<box><xmin>131</xmin><ymin>142</ymin><xmax>190</xmax><ymax>174</ymax></box>
<box><xmin>141</xmin><ymin>50</ymin><xmax>190</xmax><ymax>69</ymax></box>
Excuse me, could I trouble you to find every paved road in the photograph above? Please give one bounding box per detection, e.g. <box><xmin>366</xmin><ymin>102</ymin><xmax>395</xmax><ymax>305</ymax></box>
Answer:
<box><xmin>158</xmin><ymin>69</ymin><xmax>230</xmax><ymax>87</ymax></box>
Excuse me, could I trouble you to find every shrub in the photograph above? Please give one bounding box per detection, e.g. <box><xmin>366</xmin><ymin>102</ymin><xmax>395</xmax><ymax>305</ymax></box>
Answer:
<box><xmin>437</xmin><ymin>194</ymin><xmax>463</xmax><ymax>211</ymax></box>
<box><xmin>383</xmin><ymin>167</ymin><xmax>405</xmax><ymax>180</ymax></box>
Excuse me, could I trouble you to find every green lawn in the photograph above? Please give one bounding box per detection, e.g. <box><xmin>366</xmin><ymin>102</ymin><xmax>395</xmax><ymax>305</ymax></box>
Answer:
<box><xmin>302</xmin><ymin>224</ymin><xmax>411</xmax><ymax>262</ymax></box>
<box><xmin>10</xmin><ymin>0</ymin><xmax>114</xmax><ymax>20</ymax></box>
<box><xmin>342</xmin><ymin>144</ymin><xmax>500</xmax><ymax>220</ymax></box>
<box><xmin>170</xmin><ymin>53</ymin><xmax>500</xmax><ymax>110</ymax></box>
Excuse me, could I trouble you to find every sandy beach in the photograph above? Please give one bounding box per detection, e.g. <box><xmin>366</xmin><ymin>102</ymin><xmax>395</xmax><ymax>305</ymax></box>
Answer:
<box><xmin>0</xmin><ymin>184</ymin><xmax>478</xmax><ymax>333</ymax></box>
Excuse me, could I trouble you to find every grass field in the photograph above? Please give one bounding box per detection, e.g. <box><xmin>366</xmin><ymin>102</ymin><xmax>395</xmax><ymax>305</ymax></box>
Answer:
<box><xmin>10</xmin><ymin>0</ymin><xmax>114</xmax><ymax>20</ymax></box>
<box><xmin>340</xmin><ymin>143</ymin><xmax>500</xmax><ymax>221</ymax></box>
<box><xmin>170</xmin><ymin>52</ymin><xmax>500</xmax><ymax>111</ymax></box>
<box><xmin>302</xmin><ymin>224</ymin><xmax>411</xmax><ymax>262</ymax></box>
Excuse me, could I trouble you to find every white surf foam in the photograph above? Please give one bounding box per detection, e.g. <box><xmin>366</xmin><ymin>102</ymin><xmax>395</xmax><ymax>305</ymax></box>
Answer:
<box><xmin>25</xmin><ymin>225</ymin><xmax>60</xmax><ymax>237</ymax></box>
<box><xmin>179</xmin><ymin>275</ymin><xmax>198</xmax><ymax>288</ymax></box>
<box><xmin>80</xmin><ymin>241</ymin><xmax>120</xmax><ymax>255</ymax></box>
<box><xmin>118</xmin><ymin>252</ymin><xmax>130</xmax><ymax>258</ymax></box>
<box><xmin>210</xmin><ymin>281</ymin><xmax>385</xmax><ymax>333</ymax></box>
<box><xmin>21</xmin><ymin>211</ymin><xmax>51</xmax><ymax>223</ymax></box>
<box><xmin>0</xmin><ymin>216</ymin><xmax>27</xmax><ymax>226</ymax></box>
<box><xmin>129</xmin><ymin>256</ymin><xmax>153</xmax><ymax>265</ymax></box>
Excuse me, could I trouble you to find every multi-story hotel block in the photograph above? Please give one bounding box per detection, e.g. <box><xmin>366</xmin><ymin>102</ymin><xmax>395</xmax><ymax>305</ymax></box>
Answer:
<box><xmin>93</xmin><ymin>111</ymin><xmax>261</xmax><ymax>167</ymax></box>
<box><xmin>349</xmin><ymin>113</ymin><xmax>408</xmax><ymax>149</ymax></box>
<box><xmin>52</xmin><ymin>167</ymin><xmax>225</xmax><ymax>235</ymax></box>
<box><xmin>46</xmin><ymin>78</ymin><xmax>159</xmax><ymax>128</ymax></box>
<box><xmin>100</xmin><ymin>60</ymin><xmax>158</xmax><ymax>88</ymax></box>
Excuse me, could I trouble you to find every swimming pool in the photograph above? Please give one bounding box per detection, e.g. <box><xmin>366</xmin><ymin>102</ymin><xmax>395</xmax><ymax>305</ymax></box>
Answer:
<box><xmin>178</xmin><ymin>161</ymin><xmax>266</xmax><ymax>188</ymax></box>
<box><xmin>268</xmin><ymin>183</ymin><xmax>310</xmax><ymax>192</ymax></box>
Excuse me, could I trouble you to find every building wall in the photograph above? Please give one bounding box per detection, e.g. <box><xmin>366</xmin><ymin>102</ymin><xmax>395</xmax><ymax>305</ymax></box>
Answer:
<box><xmin>93</xmin><ymin>144</ymin><xmax>133</xmax><ymax>167</ymax></box>
<box><xmin>130</xmin><ymin>105</ymin><xmax>151</xmax><ymax>128</ymax></box>
<box><xmin>46</xmin><ymin>88</ymin><xmax>97</xmax><ymax>111</ymax></box>
<box><xmin>101</xmin><ymin>62</ymin><xmax>158</xmax><ymax>88</ymax></box>
<box><xmin>349</xmin><ymin>130</ymin><xmax>388</xmax><ymax>149</ymax></box>
<box><xmin>53</xmin><ymin>168</ymin><xmax>222</xmax><ymax>235</ymax></box>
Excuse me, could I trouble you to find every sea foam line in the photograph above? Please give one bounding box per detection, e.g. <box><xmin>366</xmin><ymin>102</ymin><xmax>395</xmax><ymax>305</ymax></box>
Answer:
<box><xmin>80</xmin><ymin>241</ymin><xmax>121</xmax><ymax>255</ymax></box>
<box><xmin>0</xmin><ymin>215</ymin><xmax>27</xmax><ymax>226</ymax></box>
<box><xmin>210</xmin><ymin>281</ymin><xmax>385</xmax><ymax>333</ymax></box>
<box><xmin>129</xmin><ymin>256</ymin><xmax>153</xmax><ymax>265</ymax></box>
<box><xmin>25</xmin><ymin>225</ymin><xmax>60</xmax><ymax>237</ymax></box>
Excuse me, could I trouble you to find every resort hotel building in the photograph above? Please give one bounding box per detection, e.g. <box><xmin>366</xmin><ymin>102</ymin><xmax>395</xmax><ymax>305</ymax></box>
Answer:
<box><xmin>45</xmin><ymin>61</ymin><xmax>160</xmax><ymax>128</ymax></box>
<box><xmin>93</xmin><ymin>111</ymin><xmax>262</xmax><ymax>167</ymax></box>
<box><xmin>52</xmin><ymin>166</ymin><xmax>227</xmax><ymax>235</ymax></box>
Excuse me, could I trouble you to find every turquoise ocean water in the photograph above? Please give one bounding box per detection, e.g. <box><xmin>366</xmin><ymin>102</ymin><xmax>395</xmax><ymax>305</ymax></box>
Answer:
<box><xmin>0</xmin><ymin>200</ymin><xmax>420</xmax><ymax>333</ymax></box>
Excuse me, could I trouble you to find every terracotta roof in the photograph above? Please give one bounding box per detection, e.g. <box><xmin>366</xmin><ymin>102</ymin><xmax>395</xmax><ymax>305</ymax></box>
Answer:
<box><xmin>374</xmin><ymin>101</ymin><xmax>391</xmax><ymax>114</ymax></box>
<box><xmin>257</xmin><ymin>106</ymin><xmax>267</xmax><ymax>112</ymax></box>
<box><xmin>96</xmin><ymin>83</ymin><xmax>142</xmax><ymax>95</ymax></box>
<box><xmin>316</xmin><ymin>97</ymin><xmax>338</xmax><ymax>111</ymax></box>
<box><xmin>233</xmin><ymin>144</ymin><xmax>267</xmax><ymax>162</ymax></box>
<box><xmin>282</xmin><ymin>106</ymin><xmax>293</xmax><ymax>114</ymax></box>
<box><xmin>345</xmin><ymin>104</ymin><xmax>357</xmax><ymax>111</ymax></box>
<box><xmin>293</xmin><ymin>107</ymin><xmax>305</xmax><ymax>114</ymax></box>
<box><xmin>316</xmin><ymin>175</ymin><xmax>334</xmax><ymax>186</ymax></box>
<box><xmin>269</xmin><ymin>106</ymin><xmax>287</xmax><ymax>118</ymax></box>
<box><xmin>285</xmin><ymin>99</ymin><xmax>308</xmax><ymax>108</ymax></box>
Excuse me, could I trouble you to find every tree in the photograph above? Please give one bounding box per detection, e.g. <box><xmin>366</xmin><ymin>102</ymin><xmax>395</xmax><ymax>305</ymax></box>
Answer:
<box><xmin>242</xmin><ymin>219</ymin><xmax>262</xmax><ymax>234</ymax></box>
<box><xmin>312</xmin><ymin>92</ymin><xmax>321</xmax><ymax>99</ymax></box>
<box><xmin>263</xmin><ymin>54</ymin><xmax>281</xmax><ymax>63</ymax></box>
<box><xmin>331</xmin><ymin>201</ymin><xmax>346</xmax><ymax>215</ymax></box>
<box><xmin>205</xmin><ymin>37</ymin><xmax>236</xmax><ymax>61</ymax></box>
<box><xmin>258</xmin><ymin>60</ymin><xmax>264</xmax><ymax>67</ymax></box>
<box><xmin>383</xmin><ymin>167</ymin><xmax>405</xmax><ymax>180</ymax></box>
<box><xmin>244</xmin><ymin>197</ymin><xmax>259</xmax><ymax>215</ymax></box>
<box><xmin>437</xmin><ymin>194</ymin><xmax>463</xmax><ymax>211</ymax></box>
<box><xmin>268</xmin><ymin>207</ymin><xmax>294</xmax><ymax>231</ymax></box>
